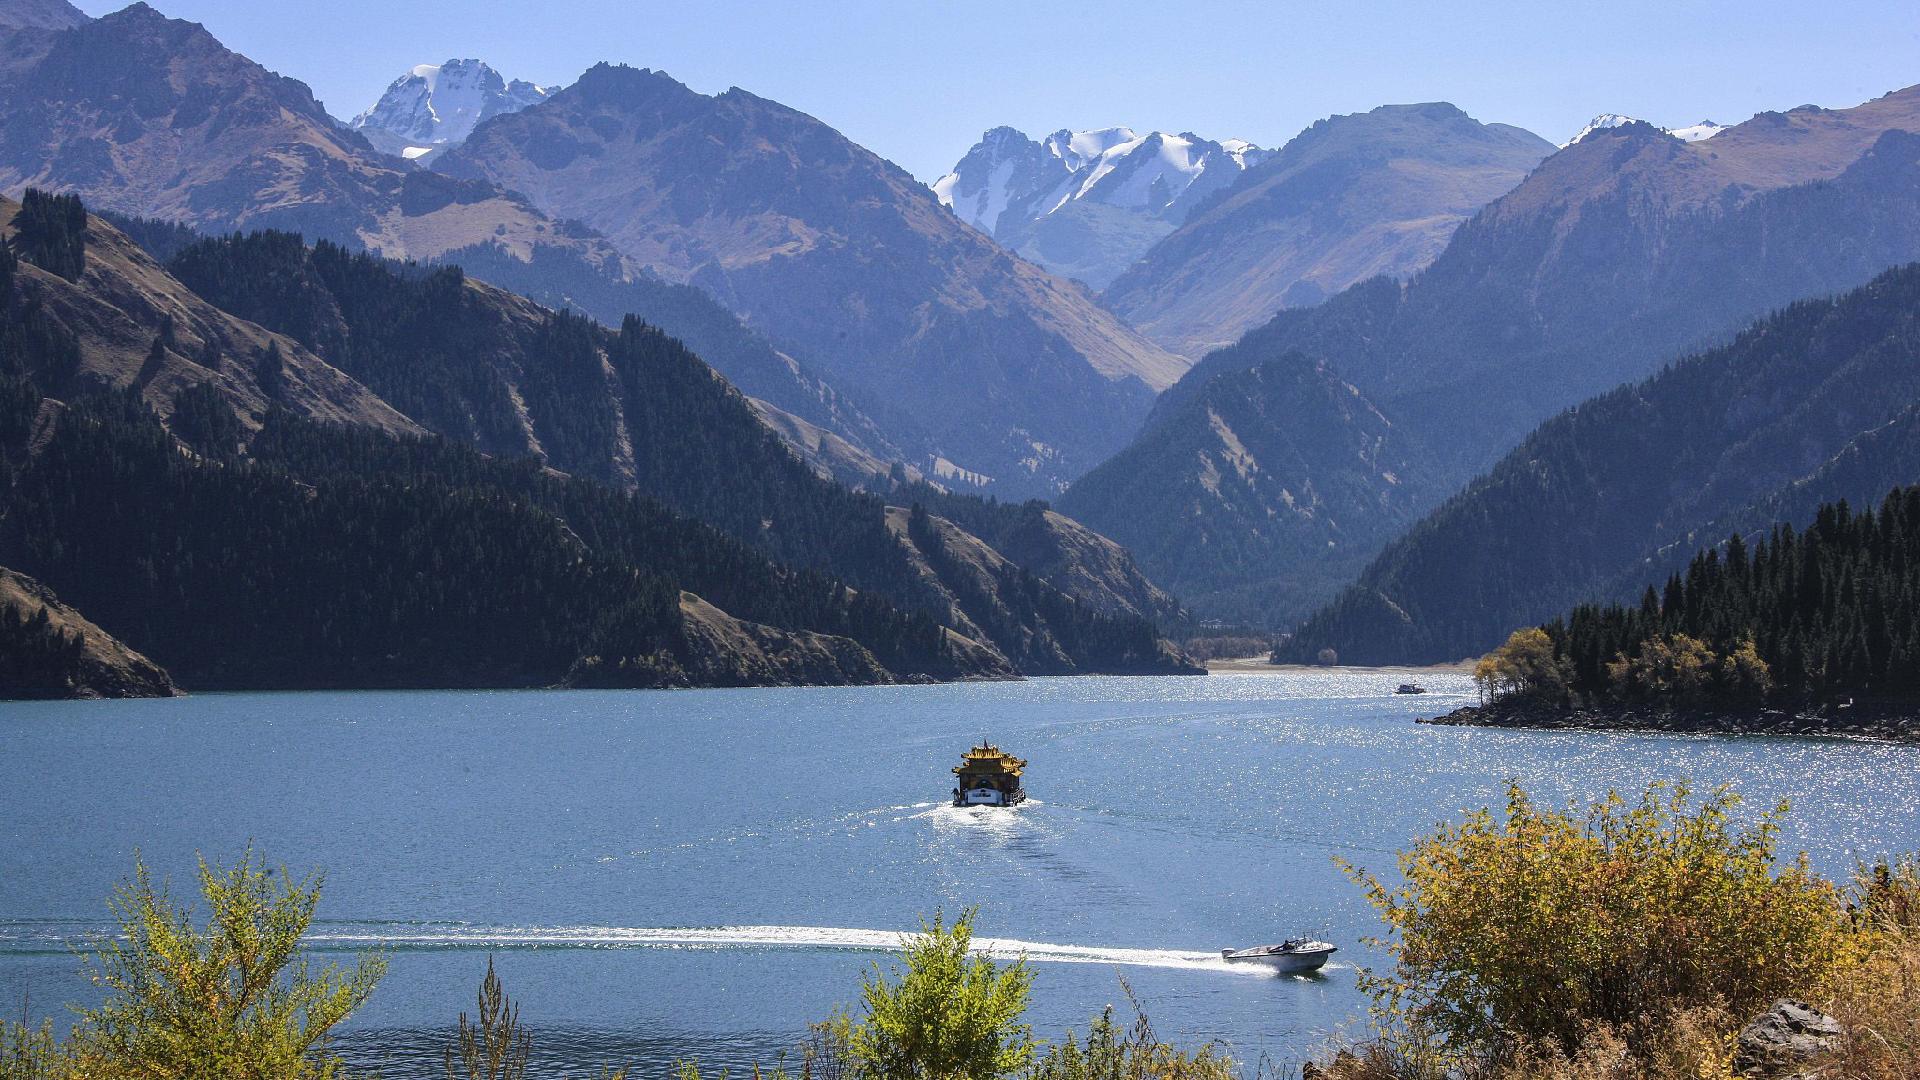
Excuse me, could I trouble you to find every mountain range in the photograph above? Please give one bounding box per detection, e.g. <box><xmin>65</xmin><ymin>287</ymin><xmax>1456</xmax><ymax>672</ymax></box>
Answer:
<box><xmin>932</xmin><ymin>126</ymin><xmax>1266</xmax><ymax>290</ymax></box>
<box><xmin>1563</xmin><ymin>113</ymin><xmax>1727</xmax><ymax>146</ymax></box>
<box><xmin>0</xmin><ymin>6</ymin><xmax>1184</xmax><ymax>498</ymax></box>
<box><xmin>0</xmin><ymin>4</ymin><xmax>587</xmax><ymax>265</ymax></box>
<box><xmin>433</xmin><ymin>63</ymin><xmax>1186</xmax><ymax>496</ymax></box>
<box><xmin>1074</xmin><ymin>85</ymin><xmax>1920</xmax><ymax>629</ymax></box>
<box><xmin>1173</xmin><ymin>87</ymin><xmax>1920</xmax><ymax>478</ymax></box>
<box><xmin>8</xmin><ymin>0</ymin><xmax>1920</xmax><ymax>682</ymax></box>
<box><xmin>1098</xmin><ymin>103</ymin><xmax>1555</xmax><ymax>359</ymax></box>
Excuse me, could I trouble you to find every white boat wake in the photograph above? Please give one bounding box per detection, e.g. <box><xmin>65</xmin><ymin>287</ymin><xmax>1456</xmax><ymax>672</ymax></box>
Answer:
<box><xmin>2</xmin><ymin>919</ymin><xmax>1342</xmax><ymax>976</ymax></box>
<box><xmin>301</xmin><ymin>923</ymin><xmax>1307</xmax><ymax>974</ymax></box>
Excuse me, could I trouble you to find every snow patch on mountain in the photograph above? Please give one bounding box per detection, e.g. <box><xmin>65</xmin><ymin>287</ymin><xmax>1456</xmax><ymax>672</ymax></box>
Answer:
<box><xmin>1667</xmin><ymin>120</ymin><xmax>1727</xmax><ymax>142</ymax></box>
<box><xmin>352</xmin><ymin>59</ymin><xmax>550</xmax><ymax>162</ymax></box>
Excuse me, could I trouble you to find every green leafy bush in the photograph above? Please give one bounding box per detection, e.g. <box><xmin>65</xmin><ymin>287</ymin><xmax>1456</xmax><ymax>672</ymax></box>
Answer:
<box><xmin>823</xmin><ymin>909</ymin><xmax>1035</xmax><ymax>1080</ymax></box>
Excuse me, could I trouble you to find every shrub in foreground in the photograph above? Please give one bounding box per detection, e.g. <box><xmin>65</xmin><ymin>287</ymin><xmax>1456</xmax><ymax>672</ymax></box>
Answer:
<box><xmin>1322</xmin><ymin>781</ymin><xmax>1920</xmax><ymax>1080</ymax></box>
<box><xmin>0</xmin><ymin>848</ymin><xmax>385</xmax><ymax>1079</ymax></box>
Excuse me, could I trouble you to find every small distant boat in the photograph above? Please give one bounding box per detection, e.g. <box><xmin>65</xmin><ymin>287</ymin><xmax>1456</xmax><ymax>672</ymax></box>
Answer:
<box><xmin>1220</xmin><ymin>938</ymin><xmax>1337</xmax><ymax>974</ymax></box>
<box><xmin>951</xmin><ymin>742</ymin><xmax>1027</xmax><ymax>807</ymax></box>
<box><xmin>1395</xmin><ymin>683</ymin><xmax>1428</xmax><ymax>695</ymax></box>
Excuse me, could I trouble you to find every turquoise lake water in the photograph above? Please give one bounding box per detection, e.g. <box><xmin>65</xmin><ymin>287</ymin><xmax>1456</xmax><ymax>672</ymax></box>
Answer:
<box><xmin>5</xmin><ymin>671</ymin><xmax>1919</xmax><ymax>1076</ymax></box>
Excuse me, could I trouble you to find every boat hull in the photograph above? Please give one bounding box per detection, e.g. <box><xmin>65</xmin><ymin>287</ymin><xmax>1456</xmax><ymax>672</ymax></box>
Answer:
<box><xmin>1220</xmin><ymin>944</ymin><xmax>1336</xmax><ymax>974</ymax></box>
<box><xmin>955</xmin><ymin>786</ymin><xmax>1026</xmax><ymax>807</ymax></box>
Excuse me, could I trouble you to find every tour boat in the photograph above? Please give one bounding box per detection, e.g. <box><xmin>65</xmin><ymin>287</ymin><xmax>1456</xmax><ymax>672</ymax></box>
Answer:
<box><xmin>1220</xmin><ymin>938</ymin><xmax>1338</xmax><ymax>973</ymax></box>
<box><xmin>951</xmin><ymin>742</ymin><xmax>1027</xmax><ymax>807</ymax></box>
<box><xmin>1395</xmin><ymin>683</ymin><xmax>1428</xmax><ymax>695</ymax></box>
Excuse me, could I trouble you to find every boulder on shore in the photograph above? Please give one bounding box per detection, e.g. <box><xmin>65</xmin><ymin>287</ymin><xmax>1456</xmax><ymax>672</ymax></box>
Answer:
<box><xmin>1735</xmin><ymin>1000</ymin><xmax>1843</xmax><ymax>1077</ymax></box>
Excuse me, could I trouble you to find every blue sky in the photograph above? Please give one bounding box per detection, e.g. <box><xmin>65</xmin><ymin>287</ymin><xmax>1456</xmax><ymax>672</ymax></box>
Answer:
<box><xmin>80</xmin><ymin>0</ymin><xmax>1920</xmax><ymax>181</ymax></box>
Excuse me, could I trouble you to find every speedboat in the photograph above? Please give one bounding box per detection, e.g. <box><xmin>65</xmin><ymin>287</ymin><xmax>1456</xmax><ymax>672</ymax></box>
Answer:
<box><xmin>1220</xmin><ymin>938</ymin><xmax>1337</xmax><ymax>973</ymax></box>
<box><xmin>1395</xmin><ymin>683</ymin><xmax>1428</xmax><ymax>695</ymax></box>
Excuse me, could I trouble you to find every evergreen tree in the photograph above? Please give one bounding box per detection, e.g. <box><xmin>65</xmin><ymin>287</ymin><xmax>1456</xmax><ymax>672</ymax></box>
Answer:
<box><xmin>9</xmin><ymin>189</ymin><xmax>88</xmax><ymax>281</ymax></box>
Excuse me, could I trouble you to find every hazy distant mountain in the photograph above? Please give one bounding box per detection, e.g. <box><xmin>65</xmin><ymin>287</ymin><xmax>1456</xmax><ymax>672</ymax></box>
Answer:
<box><xmin>0</xmin><ymin>4</ymin><xmax>584</xmax><ymax>264</ymax></box>
<box><xmin>1101</xmin><ymin>103</ymin><xmax>1553</xmax><ymax>358</ymax></box>
<box><xmin>350</xmin><ymin>59</ymin><xmax>550</xmax><ymax>163</ymax></box>
<box><xmin>932</xmin><ymin>126</ymin><xmax>1267</xmax><ymax>289</ymax></box>
<box><xmin>1059</xmin><ymin>353</ymin><xmax>1436</xmax><ymax>626</ymax></box>
<box><xmin>1166</xmin><ymin>86</ymin><xmax>1920</xmax><ymax>481</ymax></box>
<box><xmin>437</xmin><ymin>63</ymin><xmax>1187</xmax><ymax>496</ymax></box>
<box><xmin>1278</xmin><ymin>261</ymin><xmax>1920</xmax><ymax>665</ymax></box>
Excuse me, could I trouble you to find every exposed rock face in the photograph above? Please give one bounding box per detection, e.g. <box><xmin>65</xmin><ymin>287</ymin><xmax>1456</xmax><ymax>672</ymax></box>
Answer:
<box><xmin>567</xmin><ymin>593</ymin><xmax>901</xmax><ymax>689</ymax></box>
<box><xmin>1735</xmin><ymin>1001</ymin><xmax>1844</xmax><ymax>1078</ymax></box>
<box><xmin>0</xmin><ymin>566</ymin><xmax>177</xmax><ymax>698</ymax></box>
<box><xmin>1102</xmin><ymin>103</ymin><xmax>1552</xmax><ymax>358</ymax></box>
<box><xmin>436</xmin><ymin>63</ymin><xmax>1185</xmax><ymax>496</ymax></box>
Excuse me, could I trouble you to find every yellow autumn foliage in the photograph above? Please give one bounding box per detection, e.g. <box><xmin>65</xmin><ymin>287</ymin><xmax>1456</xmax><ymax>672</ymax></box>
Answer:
<box><xmin>1340</xmin><ymin>782</ymin><xmax>1854</xmax><ymax>1064</ymax></box>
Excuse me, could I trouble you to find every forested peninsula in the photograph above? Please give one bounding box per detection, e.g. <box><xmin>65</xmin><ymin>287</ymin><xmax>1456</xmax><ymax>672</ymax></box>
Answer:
<box><xmin>1433</xmin><ymin>487</ymin><xmax>1920</xmax><ymax>741</ymax></box>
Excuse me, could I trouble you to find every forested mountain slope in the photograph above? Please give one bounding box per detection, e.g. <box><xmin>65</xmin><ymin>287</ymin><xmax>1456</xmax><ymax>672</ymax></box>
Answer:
<box><xmin>0</xmin><ymin>192</ymin><xmax>414</xmax><ymax>436</ymax></box>
<box><xmin>0</xmin><ymin>194</ymin><xmax>1193</xmax><ymax>685</ymax></box>
<box><xmin>1278</xmin><ymin>263</ymin><xmax>1920</xmax><ymax>665</ymax></box>
<box><xmin>0</xmin><ymin>565</ymin><xmax>177</xmax><ymax>699</ymax></box>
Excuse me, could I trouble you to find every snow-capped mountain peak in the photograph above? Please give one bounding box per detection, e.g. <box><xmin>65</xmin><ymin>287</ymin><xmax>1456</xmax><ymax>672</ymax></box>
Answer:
<box><xmin>932</xmin><ymin>125</ymin><xmax>1268</xmax><ymax>288</ymax></box>
<box><xmin>1564</xmin><ymin>113</ymin><xmax>1729</xmax><ymax>148</ymax></box>
<box><xmin>932</xmin><ymin>128</ymin><xmax>1065</xmax><ymax>235</ymax></box>
<box><xmin>1564</xmin><ymin>113</ymin><xmax>1644</xmax><ymax>147</ymax></box>
<box><xmin>351</xmin><ymin>59</ymin><xmax>550</xmax><ymax>162</ymax></box>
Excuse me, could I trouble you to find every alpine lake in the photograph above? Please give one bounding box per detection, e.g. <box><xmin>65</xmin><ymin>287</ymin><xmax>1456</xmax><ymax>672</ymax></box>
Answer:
<box><xmin>5</xmin><ymin>671</ymin><xmax>1920</xmax><ymax>1077</ymax></box>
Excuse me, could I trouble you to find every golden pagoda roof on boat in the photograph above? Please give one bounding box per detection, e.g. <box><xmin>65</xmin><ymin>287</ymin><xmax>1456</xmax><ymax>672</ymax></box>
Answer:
<box><xmin>951</xmin><ymin>742</ymin><xmax>1027</xmax><ymax>807</ymax></box>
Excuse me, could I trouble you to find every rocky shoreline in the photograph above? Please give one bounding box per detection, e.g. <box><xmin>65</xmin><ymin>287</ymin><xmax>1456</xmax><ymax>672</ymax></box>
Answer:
<box><xmin>1423</xmin><ymin>698</ymin><xmax>1920</xmax><ymax>742</ymax></box>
